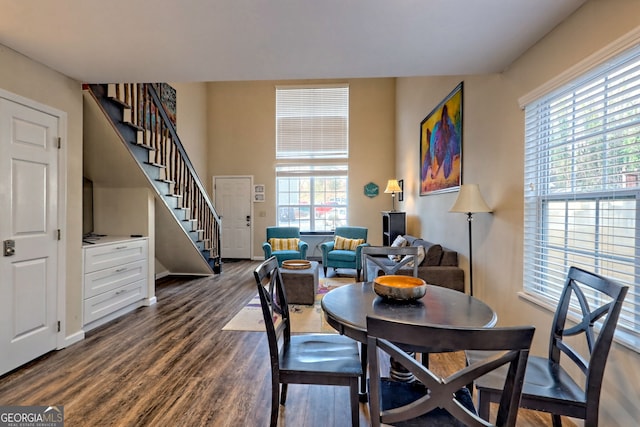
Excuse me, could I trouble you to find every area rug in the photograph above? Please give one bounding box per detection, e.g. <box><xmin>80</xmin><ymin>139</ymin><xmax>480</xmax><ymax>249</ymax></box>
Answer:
<box><xmin>222</xmin><ymin>277</ymin><xmax>355</xmax><ymax>333</ymax></box>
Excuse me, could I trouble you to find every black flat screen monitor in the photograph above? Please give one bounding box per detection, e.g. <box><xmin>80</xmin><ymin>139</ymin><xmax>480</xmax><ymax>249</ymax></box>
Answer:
<box><xmin>82</xmin><ymin>177</ymin><xmax>94</xmax><ymax>237</ymax></box>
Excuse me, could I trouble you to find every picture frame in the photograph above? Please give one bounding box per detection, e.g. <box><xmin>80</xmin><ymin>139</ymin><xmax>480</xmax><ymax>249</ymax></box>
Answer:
<box><xmin>253</xmin><ymin>184</ymin><xmax>265</xmax><ymax>202</ymax></box>
<box><xmin>419</xmin><ymin>82</ymin><xmax>463</xmax><ymax>196</ymax></box>
<box><xmin>398</xmin><ymin>179</ymin><xmax>404</xmax><ymax>202</ymax></box>
<box><xmin>140</xmin><ymin>83</ymin><xmax>177</xmax><ymax>130</ymax></box>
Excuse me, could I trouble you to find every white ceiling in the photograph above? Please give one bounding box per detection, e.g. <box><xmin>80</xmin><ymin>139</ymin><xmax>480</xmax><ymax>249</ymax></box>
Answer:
<box><xmin>0</xmin><ymin>0</ymin><xmax>587</xmax><ymax>83</ymax></box>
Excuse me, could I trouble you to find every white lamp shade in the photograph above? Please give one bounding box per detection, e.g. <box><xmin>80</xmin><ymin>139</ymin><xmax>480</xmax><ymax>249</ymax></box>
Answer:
<box><xmin>384</xmin><ymin>179</ymin><xmax>402</xmax><ymax>193</ymax></box>
<box><xmin>450</xmin><ymin>184</ymin><xmax>492</xmax><ymax>213</ymax></box>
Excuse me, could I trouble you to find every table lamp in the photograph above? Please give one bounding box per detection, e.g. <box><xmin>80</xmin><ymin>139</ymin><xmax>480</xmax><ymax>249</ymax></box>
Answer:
<box><xmin>384</xmin><ymin>179</ymin><xmax>402</xmax><ymax>212</ymax></box>
<box><xmin>449</xmin><ymin>184</ymin><xmax>492</xmax><ymax>296</ymax></box>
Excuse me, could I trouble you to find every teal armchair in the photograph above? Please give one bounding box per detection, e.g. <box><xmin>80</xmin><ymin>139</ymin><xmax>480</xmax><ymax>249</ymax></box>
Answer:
<box><xmin>320</xmin><ymin>226</ymin><xmax>369</xmax><ymax>281</ymax></box>
<box><xmin>262</xmin><ymin>226</ymin><xmax>308</xmax><ymax>266</ymax></box>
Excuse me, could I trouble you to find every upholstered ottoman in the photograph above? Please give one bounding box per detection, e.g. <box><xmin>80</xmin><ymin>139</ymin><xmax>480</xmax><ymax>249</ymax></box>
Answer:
<box><xmin>280</xmin><ymin>261</ymin><xmax>319</xmax><ymax>305</ymax></box>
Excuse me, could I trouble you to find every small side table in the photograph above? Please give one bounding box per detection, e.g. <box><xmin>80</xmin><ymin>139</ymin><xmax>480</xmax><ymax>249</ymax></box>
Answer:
<box><xmin>280</xmin><ymin>261</ymin><xmax>319</xmax><ymax>305</ymax></box>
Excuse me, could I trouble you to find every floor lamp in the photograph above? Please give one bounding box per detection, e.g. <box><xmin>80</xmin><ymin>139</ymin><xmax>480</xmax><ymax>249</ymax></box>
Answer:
<box><xmin>449</xmin><ymin>184</ymin><xmax>492</xmax><ymax>296</ymax></box>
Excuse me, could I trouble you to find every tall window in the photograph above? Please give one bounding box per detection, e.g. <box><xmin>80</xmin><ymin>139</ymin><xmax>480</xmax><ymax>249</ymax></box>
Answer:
<box><xmin>276</xmin><ymin>85</ymin><xmax>349</xmax><ymax>232</ymax></box>
<box><xmin>523</xmin><ymin>45</ymin><xmax>640</xmax><ymax>349</ymax></box>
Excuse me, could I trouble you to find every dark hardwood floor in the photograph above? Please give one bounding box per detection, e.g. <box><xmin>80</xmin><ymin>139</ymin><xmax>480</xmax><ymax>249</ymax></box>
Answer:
<box><xmin>0</xmin><ymin>260</ymin><xmax>569</xmax><ymax>426</ymax></box>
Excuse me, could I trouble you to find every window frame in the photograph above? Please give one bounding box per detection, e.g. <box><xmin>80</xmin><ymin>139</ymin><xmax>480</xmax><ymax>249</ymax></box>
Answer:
<box><xmin>523</xmin><ymin>43</ymin><xmax>640</xmax><ymax>351</ymax></box>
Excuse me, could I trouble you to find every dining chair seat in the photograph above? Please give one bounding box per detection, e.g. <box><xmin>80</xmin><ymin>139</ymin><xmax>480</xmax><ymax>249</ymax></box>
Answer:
<box><xmin>280</xmin><ymin>334</ymin><xmax>362</xmax><ymax>376</ymax></box>
<box><xmin>518</xmin><ymin>356</ymin><xmax>585</xmax><ymax>402</ymax></box>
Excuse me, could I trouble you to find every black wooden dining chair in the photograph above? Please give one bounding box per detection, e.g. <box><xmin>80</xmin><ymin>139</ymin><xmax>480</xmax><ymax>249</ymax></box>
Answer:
<box><xmin>253</xmin><ymin>256</ymin><xmax>362</xmax><ymax>427</ymax></box>
<box><xmin>367</xmin><ymin>315</ymin><xmax>535</xmax><ymax>427</ymax></box>
<box><xmin>361</xmin><ymin>245</ymin><xmax>419</xmax><ymax>282</ymax></box>
<box><xmin>468</xmin><ymin>266</ymin><xmax>628</xmax><ymax>427</ymax></box>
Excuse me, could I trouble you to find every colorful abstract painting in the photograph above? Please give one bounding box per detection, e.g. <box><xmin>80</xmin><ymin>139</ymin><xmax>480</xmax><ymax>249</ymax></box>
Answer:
<box><xmin>420</xmin><ymin>82</ymin><xmax>463</xmax><ymax>195</ymax></box>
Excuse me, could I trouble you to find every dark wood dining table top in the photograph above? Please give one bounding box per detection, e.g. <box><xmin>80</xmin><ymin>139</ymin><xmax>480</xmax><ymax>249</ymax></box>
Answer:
<box><xmin>321</xmin><ymin>282</ymin><xmax>497</xmax><ymax>343</ymax></box>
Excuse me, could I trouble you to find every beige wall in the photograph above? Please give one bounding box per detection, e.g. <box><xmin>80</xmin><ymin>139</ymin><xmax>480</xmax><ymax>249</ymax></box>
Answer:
<box><xmin>396</xmin><ymin>0</ymin><xmax>640</xmax><ymax>425</ymax></box>
<box><xmin>0</xmin><ymin>45</ymin><xmax>84</xmax><ymax>337</ymax></box>
<box><xmin>170</xmin><ymin>82</ymin><xmax>209</xmax><ymax>180</ymax></box>
<box><xmin>207</xmin><ymin>78</ymin><xmax>396</xmax><ymax>257</ymax></box>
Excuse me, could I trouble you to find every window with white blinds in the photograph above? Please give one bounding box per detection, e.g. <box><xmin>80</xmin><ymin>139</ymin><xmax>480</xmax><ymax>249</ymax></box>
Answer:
<box><xmin>523</xmin><ymin>44</ymin><xmax>640</xmax><ymax>349</ymax></box>
<box><xmin>275</xmin><ymin>85</ymin><xmax>349</xmax><ymax>232</ymax></box>
<box><xmin>276</xmin><ymin>85</ymin><xmax>349</xmax><ymax>159</ymax></box>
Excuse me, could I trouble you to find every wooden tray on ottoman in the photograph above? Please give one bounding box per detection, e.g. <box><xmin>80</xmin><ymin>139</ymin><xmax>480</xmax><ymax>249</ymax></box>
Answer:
<box><xmin>282</xmin><ymin>260</ymin><xmax>312</xmax><ymax>270</ymax></box>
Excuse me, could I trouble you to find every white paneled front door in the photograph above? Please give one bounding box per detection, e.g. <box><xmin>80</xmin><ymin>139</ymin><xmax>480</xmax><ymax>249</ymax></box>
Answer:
<box><xmin>214</xmin><ymin>176</ymin><xmax>252</xmax><ymax>259</ymax></box>
<box><xmin>0</xmin><ymin>95</ymin><xmax>61</xmax><ymax>375</ymax></box>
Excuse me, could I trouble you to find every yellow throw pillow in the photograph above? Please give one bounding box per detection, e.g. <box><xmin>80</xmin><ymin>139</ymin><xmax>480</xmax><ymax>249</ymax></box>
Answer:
<box><xmin>334</xmin><ymin>236</ymin><xmax>365</xmax><ymax>251</ymax></box>
<box><xmin>269</xmin><ymin>238</ymin><xmax>299</xmax><ymax>251</ymax></box>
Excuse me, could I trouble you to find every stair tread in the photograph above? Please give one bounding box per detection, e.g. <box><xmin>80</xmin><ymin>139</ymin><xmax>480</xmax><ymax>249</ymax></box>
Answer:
<box><xmin>145</xmin><ymin>162</ymin><xmax>166</xmax><ymax>168</ymax></box>
<box><xmin>123</xmin><ymin>121</ymin><xmax>144</xmax><ymax>131</ymax></box>
<box><xmin>134</xmin><ymin>142</ymin><xmax>155</xmax><ymax>151</ymax></box>
<box><xmin>107</xmin><ymin>96</ymin><xmax>131</xmax><ymax>109</ymax></box>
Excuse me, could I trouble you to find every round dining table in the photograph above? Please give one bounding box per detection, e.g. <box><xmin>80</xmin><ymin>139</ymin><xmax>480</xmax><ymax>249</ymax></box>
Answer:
<box><xmin>321</xmin><ymin>281</ymin><xmax>497</xmax><ymax>400</ymax></box>
<box><xmin>322</xmin><ymin>282</ymin><xmax>497</xmax><ymax>343</ymax></box>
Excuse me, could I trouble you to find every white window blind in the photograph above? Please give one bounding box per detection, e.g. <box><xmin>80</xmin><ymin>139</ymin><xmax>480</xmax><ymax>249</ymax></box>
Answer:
<box><xmin>523</xmin><ymin>44</ymin><xmax>640</xmax><ymax>349</ymax></box>
<box><xmin>276</xmin><ymin>85</ymin><xmax>349</xmax><ymax>159</ymax></box>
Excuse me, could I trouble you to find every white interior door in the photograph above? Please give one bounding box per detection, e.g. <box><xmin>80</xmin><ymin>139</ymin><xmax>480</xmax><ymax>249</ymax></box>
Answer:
<box><xmin>0</xmin><ymin>97</ymin><xmax>60</xmax><ymax>375</ymax></box>
<box><xmin>214</xmin><ymin>176</ymin><xmax>252</xmax><ymax>259</ymax></box>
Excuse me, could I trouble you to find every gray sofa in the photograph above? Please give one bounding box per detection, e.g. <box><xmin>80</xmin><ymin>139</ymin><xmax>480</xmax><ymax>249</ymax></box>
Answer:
<box><xmin>366</xmin><ymin>235</ymin><xmax>465</xmax><ymax>293</ymax></box>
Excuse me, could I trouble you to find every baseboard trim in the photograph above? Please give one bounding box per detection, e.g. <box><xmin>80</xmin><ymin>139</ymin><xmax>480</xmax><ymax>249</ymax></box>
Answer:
<box><xmin>155</xmin><ymin>271</ymin><xmax>171</xmax><ymax>280</ymax></box>
<box><xmin>62</xmin><ymin>330</ymin><xmax>85</xmax><ymax>349</ymax></box>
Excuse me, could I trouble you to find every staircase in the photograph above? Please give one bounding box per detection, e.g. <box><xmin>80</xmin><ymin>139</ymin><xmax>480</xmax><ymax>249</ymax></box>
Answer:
<box><xmin>84</xmin><ymin>83</ymin><xmax>222</xmax><ymax>274</ymax></box>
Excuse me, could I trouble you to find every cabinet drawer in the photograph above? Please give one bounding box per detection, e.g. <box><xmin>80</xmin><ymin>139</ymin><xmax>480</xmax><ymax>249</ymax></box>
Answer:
<box><xmin>83</xmin><ymin>279</ymin><xmax>147</xmax><ymax>325</ymax></box>
<box><xmin>84</xmin><ymin>259</ymin><xmax>147</xmax><ymax>299</ymax></box>
<box><xmin>84</xmin><ymin>239</ymin><xmax>147</xmax><ymax>273</ymax></box>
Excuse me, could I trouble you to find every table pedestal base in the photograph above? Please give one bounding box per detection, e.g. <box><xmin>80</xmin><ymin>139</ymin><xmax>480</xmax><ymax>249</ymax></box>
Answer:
<box><xmin>390</xmin><ymin>352</ymin><xmax>416</xmax><ymax>382</ymax></box>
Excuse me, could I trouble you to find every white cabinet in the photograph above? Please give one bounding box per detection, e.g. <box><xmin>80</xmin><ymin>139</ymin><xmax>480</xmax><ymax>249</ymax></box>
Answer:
<box><xmin>83</xmin><ymin>237</ymin><xmax>149</xmax><ymax>330</ymax></box>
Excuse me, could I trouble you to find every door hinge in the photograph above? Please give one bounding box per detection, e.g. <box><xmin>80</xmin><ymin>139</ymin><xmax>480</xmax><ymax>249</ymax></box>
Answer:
<box><xmin>57</xmin><ymin>229</ymin><xmax>61</xmax><ymax>240</ymax></box>
<box><xmin>57</xmin><ymin>137</ymin><xmax>61</xmax><ymax>149</ymax></box>
<box><xmin>57</xmin><ymin>321</ymin><xmax>61</xmax><ymax>332</ymax></box>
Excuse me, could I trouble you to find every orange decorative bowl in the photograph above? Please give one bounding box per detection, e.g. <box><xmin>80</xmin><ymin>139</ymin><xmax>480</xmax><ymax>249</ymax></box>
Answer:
<box><xmin>373</xmin><ymin>275</ymin><xmax>427</xmax><ymax>301</ymax></box>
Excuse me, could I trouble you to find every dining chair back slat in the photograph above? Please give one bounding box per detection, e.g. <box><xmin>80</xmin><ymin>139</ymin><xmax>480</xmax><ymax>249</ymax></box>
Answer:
<box><xmin>361</xmin><ymin>245</ymin><xmax>419</xmax><ymax>282</ymax></box>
